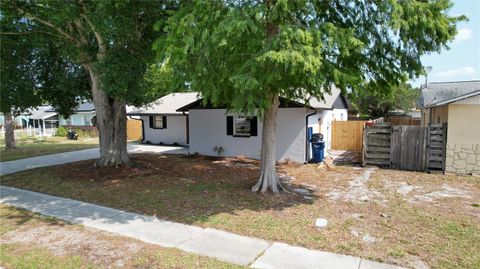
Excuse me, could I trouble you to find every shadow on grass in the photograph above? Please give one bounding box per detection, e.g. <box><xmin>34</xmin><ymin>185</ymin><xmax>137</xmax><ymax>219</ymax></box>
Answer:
<box><xmin>1</xmin><ymin>154</ymin><xmax>316</xmax><ymax>226</ymax></box>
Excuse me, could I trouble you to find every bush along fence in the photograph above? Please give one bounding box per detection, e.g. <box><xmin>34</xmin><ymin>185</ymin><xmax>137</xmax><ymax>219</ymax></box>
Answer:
<box><xmin>56</xmin><ymin>126</ymin><xmax>98</xmax><ymax>138</ymax></box>
<box><xmin>362</xmin><ymin>123</ymin><xmax>447</xmax><ymax>172</ymax></box>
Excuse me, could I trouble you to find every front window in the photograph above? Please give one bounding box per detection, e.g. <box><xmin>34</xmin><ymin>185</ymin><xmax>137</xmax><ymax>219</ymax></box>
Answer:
<box><xmin>84</xmin><ymin>116</ymin><xmax>91</xmax><ymax>126</ymax></box>
<box><xmin>234</xmin><ymin>116</ymin><xmax>251</xmax><ymax>137</ymax></box>
<box><xmin>66</xmin><ymin>117</ymin><xmax>72</xmax><ymax>125</ymax></box>
<box><xmin>153</xmin><ymin>116</ymin><xmax>163</xmax><ymax>128</ymax></box>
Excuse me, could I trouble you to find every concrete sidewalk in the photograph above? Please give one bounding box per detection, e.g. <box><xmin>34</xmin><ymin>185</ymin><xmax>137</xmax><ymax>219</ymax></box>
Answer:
<box><xmin>0</xmin><ymin>186</ymin><xmax>404</xmax><ymax>269</ymax></box>
<box><xmin>0</xmin><ymin>143</ymin><xmax>188</xmax><ymax>176</ymax></box>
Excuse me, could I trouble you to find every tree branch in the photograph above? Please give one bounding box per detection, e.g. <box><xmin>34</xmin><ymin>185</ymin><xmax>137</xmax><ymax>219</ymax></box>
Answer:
<box><xmin>79</xmin><ymin>2</ymin><xmax>106</xmax><ymax>58</ymax></box>
<box><xmin>0</xmin><ymin>31</ymin><xmax>66</xmax><ymax>39</ymax></box>
<box><xmin>16</xmin><ymin>8</ymin><xmax>78</xmax><ymax>44</ymax></box>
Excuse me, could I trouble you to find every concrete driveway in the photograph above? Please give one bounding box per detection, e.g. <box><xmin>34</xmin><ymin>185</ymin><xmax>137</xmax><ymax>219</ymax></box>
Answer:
<box><xmin>0</xmin><ymin>143</ymin><xmax>188</xmax><ymax>176</ymax></box>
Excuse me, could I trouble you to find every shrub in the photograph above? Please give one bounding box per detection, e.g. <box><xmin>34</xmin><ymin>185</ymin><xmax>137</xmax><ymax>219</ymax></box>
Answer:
<box><xmin>212</xmin><ymin>145</ymin><xmax>224</xmax><ymax>156</ymax></box>
<box><xmin>56</xmin><ymin>126</ymin><xmax>68</xmax><ymax>137</ymax></box>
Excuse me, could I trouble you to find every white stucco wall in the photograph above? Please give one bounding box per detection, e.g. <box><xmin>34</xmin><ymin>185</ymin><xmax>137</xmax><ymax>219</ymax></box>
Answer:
<box><xmin>189</xmin><ymin>108</ymin><xmax>307</xmax><ymax>162</ymax></box>
<box><xmin>142</xmin><ymin>115</ymin><xmax>188</xmax><ymax>146</ymax></box>
<box><xmin>307</xmin><ymin>108</ymin><xmax>348</xmax><ymax>156</ymax></box>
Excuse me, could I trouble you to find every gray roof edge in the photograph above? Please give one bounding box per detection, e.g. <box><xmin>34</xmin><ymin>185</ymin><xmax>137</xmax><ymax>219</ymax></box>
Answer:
<box><xmin>425</xmin><ymin>89</ymin><xmax>480</xmax><ymax>108</ymax></box>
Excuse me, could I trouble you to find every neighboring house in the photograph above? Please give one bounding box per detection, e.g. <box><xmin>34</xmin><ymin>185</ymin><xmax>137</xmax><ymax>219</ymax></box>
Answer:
<box><xmin>0</xmin><ymin>113</ymin><xmax>29</xmax><ymax>128</ymax></box>
<box><xmin>28</xmin><ymin>105</ymin><xmax>59</xmax><ymax>130</ymax></box>
<box><xmin>0</xmin><ymin>102</ymin><xmax>96</xmax><ymax>129</ymax></box>
<box><xmin>418</xmin><ymin>80</ymin><xmax>480</xmax><ymax>175</ymax></box>
<box><xmin>128</xmin><ymin>92</ymin><xmax>201</xmax><ymax>146</ymax></box>
<box><xmin>175</xmin><ymin>88</ymin><xmax>348</xmax><ymax>163</ymax></box>
<box><xmin>58</xmin><ymin>102</ymin><xmax>96</xmax><ymax>127</ymax></box>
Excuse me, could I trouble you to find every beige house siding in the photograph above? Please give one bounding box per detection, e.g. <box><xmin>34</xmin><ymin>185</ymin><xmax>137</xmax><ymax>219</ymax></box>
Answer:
<box><xmin>421</xmin><ymin>105</ymin><xmax>449</xmax><ymax>126</ymax></box>
<box><xmin>445</xmin><ymin>102</ymin><xmax>480</xmax><ymax>175</ymax></box>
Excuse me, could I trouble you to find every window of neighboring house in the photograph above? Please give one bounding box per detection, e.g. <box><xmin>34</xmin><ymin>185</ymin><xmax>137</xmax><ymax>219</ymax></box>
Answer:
<box><xmin>84</xmin><ymin>116</ymin><xmax>91</xmax><ymax>126</ymax></box>
<box><xmin>66</xmin><ymin>117</ymin><xmax>72</xmax><ymax>125</ymax></box>
<box><xmin>234</xmin><ymin>116</ymin><xmax>251</xmax><ymax>137</ymax></box>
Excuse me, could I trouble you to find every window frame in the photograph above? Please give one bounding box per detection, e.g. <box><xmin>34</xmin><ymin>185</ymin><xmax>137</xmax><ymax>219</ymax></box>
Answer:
<box><xmin>153</xmin><ymin>115</ymin><xmax>164</xmax><ymax>129</ymax></box>
<box><xmin>84</xmin><ymin>116</ymin><xmax>91</xmax><ymax>126</ymax></box>
<box><xmin>233</xmin><ymin>116</ymin><xmax>252</xmax><ymax>137</ymax></box>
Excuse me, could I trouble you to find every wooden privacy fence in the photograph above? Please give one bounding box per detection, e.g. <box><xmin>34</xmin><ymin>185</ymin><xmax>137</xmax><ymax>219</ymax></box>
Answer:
<box><xmin>385</xmin><ymin>117</ymin><xmax>421</xmax><ymax>126</ymax></box>
<box><xmin>362</xmin><ymin>123</ymin><xmax>447</xmax><ymax>172</ymax></box>
<box><xmin>331</xmin><ymin>120</ymin><xmax>366</xmax><ymax>151</ymax></box>
<box><xmin>391</xmin><ymin>125</ymin><xmax>427</xmax><ymax>171</ymax></box>
<box><xmin>127</xmin><ymin>119</ymin><xmax>142</xmax><ymax>141</ymax></box>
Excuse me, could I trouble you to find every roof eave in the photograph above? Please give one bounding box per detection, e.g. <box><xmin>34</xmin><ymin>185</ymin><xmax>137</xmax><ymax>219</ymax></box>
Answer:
<box><xmin>424</xmin><ymin>90</ymin><xmax>480</xmax><ymax>108</ymax></box>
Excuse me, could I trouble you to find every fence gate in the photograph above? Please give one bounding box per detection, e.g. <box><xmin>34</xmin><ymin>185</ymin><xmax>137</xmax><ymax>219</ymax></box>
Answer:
<box><xmin>362</xmin><ymin>123</ymin><xmax>448</xmax><ymax>172</ymax></box>
<box><xmin>127</xmin><ymin>119</ymin><xmax>142</xmax><ymax>141</ymax></box>
<box><xmin>390</xmin><ymin>126</ymin><xmax>427</xmax><ymax>171</ymax></box>
<box><xmin>331</xmin><ymin>121</ymin><xmax>366</xmax><ymax>151</ymax></box>
<box><xmin>426</xmin><ymin>123</ymin><xmax>447</xmax><ymax>172</ymax></box>
<box><xmin>362</xmin><ymin>123</ymin><xmax>392</xmax><ymax>167</ymax></box>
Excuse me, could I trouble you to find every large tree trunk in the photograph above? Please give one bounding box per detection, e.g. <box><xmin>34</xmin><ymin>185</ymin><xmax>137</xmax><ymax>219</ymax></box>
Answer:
<box><xmin>87</xmin><ymin>67</ymin><xmax>131</xmax><ymax>166</ymax></box>
<box><xmin>251</xmin><ymin>94</ymin><xmax>284</xmax><ymax>193</ymax></box>
<box><xmin>252</xmin><ymin>0</ymin><xmax>283</xmax><ymax>193</ymax></box>
<box><xmin>4</xmin><ymin>112</ymin><xmax>16</xmax><ymax>150</ymax></box>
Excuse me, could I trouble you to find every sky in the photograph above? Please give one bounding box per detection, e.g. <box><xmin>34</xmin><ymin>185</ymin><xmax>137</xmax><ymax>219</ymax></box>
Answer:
<box><xmin>410</xmin><ymin>0</ymin><xmax>480</xmax><ymax>87</ymax></box>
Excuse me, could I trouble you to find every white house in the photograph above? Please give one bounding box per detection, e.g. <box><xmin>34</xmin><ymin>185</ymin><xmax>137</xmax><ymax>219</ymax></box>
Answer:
<box><xmin>129</xmin><ymin>89</ymin><xmax>347</xmax><ymax>163</ymax></box>
<box><xmin>128</xmin><ymin>92</ymin><xmax>200</xmax><ymax>146</ymax></box>
<box><xmin>177</xmin><ymin>88</ymin><xmax>348</xmax><ymax>163</ymax></box>
<box><xmin>59</xmin><ymin>102</ymin><xmax>96</xmax><ymax>127</ymax></box>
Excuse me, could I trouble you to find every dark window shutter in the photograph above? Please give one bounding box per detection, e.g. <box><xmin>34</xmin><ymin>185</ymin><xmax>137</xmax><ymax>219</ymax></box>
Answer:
<box><xmin>226</xmin><ymin>116</ymin><xmax>233</xmax><ymax>135</ymax></box>
<box><xmin>163</xmin><ymin>116</ymin><xmax>167</xmax><ymax>129</ymax></box>
<box><xmin>250</xmin><ymin>116</ymin><xmax>258</xmax><ymax>136</ymax></box>
<box><xmin>149</xmin><ymin>116</ymin><xmax>153</xmax><ymax>128</ymax></box>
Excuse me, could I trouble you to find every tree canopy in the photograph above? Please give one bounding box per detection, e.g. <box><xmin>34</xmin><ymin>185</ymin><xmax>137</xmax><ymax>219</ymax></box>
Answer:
<box><xmin>352</xmin><ymin>82</ymin><xmax>420</xmax><ymax>118</ymax></box>
<box><xmin>158</xmin><ymin>0</ymin><xmax>463</xmax><ymax>192</ymax></box>
<box><xmin>157</xmin><ymin>0</ymin><xmax>463</xmax><ymax>112</ymax></box>
<box><xmin>1</xmin><ymin>0</ymin><xmax>176</xmax><ymax>165</ymax></box>
<box><xmin>1</xmin><ymin>12</ymin><xmax>90</xmax><ymax>116</ymax></box>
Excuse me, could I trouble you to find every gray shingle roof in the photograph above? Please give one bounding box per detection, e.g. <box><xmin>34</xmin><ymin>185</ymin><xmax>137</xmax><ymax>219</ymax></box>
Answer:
<box><xmin>128</xmin><ymin>92</ymin><xmax>201</xmax><ymax>115</ymax></box>
<box><xmin>28</xmin><ymin>105</ymin><xmax>58</xmax><ymax>120</ymax></box>
<box><xmin>419</xmin><ymin>80</ymin><xmax>480</xmax><ymax>108</ymax></box>
<box><xmin>301</xmin><ymin>86</ymin><xmax>343</xmax><ymax>109</ymax></box>
<box><xmin>138</xmin><ymin>89</ymin><xmax>343</xmax><ymax>113</ymax></box>
<box><xmin>45</xmin><ymin>102</ymin><xmax>95</xmax><ymax>113</ymax></box>
<box><xmin>76</xmin><ymin>102</ymin><xmax>95</xmax><ymax>111</ymax></box>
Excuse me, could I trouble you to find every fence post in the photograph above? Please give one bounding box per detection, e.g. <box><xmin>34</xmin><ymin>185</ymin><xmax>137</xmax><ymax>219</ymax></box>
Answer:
<box><xmin>442</xmin><ymin>123</ymin><xmax>448</xmax><ymax>174</ymax></box>
<box><xmin>361</xmin><ymin>125</ymin><xmax>367</xmax><ymax>167</ymax></box>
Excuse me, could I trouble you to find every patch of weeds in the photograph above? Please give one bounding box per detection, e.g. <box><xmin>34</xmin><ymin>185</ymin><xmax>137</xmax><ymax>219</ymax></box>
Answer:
<box><xmin>337</xmin><ymin>241</ymin><xmax>362</xmax><ymax>253</ymax></box>
<box><xmin>341</xmin><ymin>218</ymin><xmax>355</xmax><ymax>230</ymax></box>
<box><xmin>389</xmin><ymin>247</ymin><xmax>406</xmax><ymax>258</ymax></box>
<box><xmin>471</xmin><ymin>203</ymin><xmax>479</xmax><ymax>207</ymax></box>
<box><xmin>441</xmin><ymin>222</ymin><xmax>475</xmax><ymax>237</ymax></box>
<box><xmin>311</xmin><ymin>234</ymin><xmax>327</xmax><ymax>244</ymax></box>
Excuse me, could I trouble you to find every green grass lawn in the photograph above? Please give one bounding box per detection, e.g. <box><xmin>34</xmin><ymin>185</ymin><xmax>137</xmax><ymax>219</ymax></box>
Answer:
<box><xmin>0</xmin><ymin>136</ymin><xmax>98</xmax><ymax>162</ymax></box>
<box><xmin>0</xmin><ymin>205</ymin><xmax>243</xmax><ymax>269</ymax></box>
<box><xmin>1</xmin><ymin>154</ymin><xmax>479</xmax><ymax>269</ymax></box>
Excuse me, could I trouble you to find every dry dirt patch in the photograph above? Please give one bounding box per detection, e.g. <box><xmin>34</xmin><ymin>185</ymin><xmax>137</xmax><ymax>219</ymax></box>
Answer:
<box><xmin>0</xmin><ymin>205</ymin><xmax>243</xmax><ymax>268</ymax></box>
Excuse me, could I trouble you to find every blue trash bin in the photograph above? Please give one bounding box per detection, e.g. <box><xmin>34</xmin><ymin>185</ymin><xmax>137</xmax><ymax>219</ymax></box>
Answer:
<box><xmin>311</xmin><ymin>141</ymin><xmax>325</xmax><ymax>163</ymax></box>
